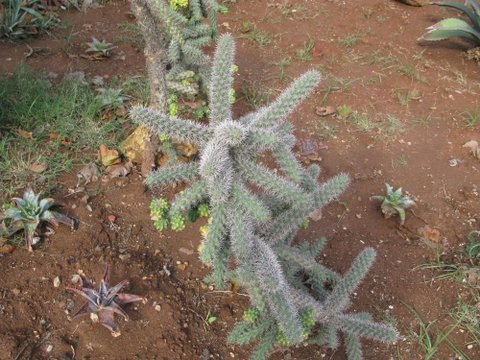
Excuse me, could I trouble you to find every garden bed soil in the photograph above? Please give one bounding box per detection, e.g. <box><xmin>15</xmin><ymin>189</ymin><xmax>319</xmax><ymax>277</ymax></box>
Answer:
<box><xmin>1</xmin><ymin>1</ymin><xmax>480</xmax><ymax>359</ymax></box>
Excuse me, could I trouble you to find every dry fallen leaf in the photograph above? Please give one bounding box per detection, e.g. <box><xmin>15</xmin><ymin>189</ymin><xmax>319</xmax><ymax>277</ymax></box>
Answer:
<box><xmin>173</xmin><ymin>141</ymin><xmax>198</xmax><ymax>158</ymax></box>
<box><xmin>309</xmin><ymin>208</ymin><xmax>323</xmax><ymax>222</ymax></box>
<box><xmin>0</xmin><ymin>244</ymin><xmax>15</xmax><ymax>254</ymax></box>
<box><xmin>463</xmin><ymin>140</ymin><xmax>480</xmax><ymax>159</ymax></box>
<box><xmin>315</xmin><ymin>106</ymin><xmax>336</xmax><ymax>117</ymax></box>
<box><xmin>177</xmin><ymin>263</ymin><xmax>188</xmax><ymax>271</ymax></box>
<box><xmin>77</xmin><ymin>162</ymin><xmax>100</xmax><ymax>185</ymax></box>
<box><xmin>61</xmin><ymin>138</ymin><xmax>72</xmax><ymax>146</ymax></box>
<box><xmin>418</xmin><ymin>225</ymin><xmax>441</xmax><ymax>243</ymax></box>
<box><xmin>48</xmin><ymin>133</ymin><xmax>60</xmax><ymax>140</ymax></box>
<box><xmin>103</xmin><ymin>161</ymin><xmax>132</xmax><ymax>180</ymax></box>
<box><xmin>98</xmin><ymin>144</ymin><xmax>121</xmax><ymax>167</ymax></box>
<box><xmin>17</xmin><ymin>129</ymin><xmax>33</xmax><ymax>139</ymax></box>
<box><xmin>29</xmin><ymin>162</ymin><xmax>46</xmax><ymax>173</ymax></box>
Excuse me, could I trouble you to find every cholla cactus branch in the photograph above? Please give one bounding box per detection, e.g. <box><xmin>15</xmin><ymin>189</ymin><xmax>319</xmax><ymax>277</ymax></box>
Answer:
<box><xmin>322</xmin><ymin>248</ymin><xmax>376</xmax><ymax>313</ymax></box>
<box><xmin>209</xmin><ymin>35</ymin><xmax>235</xmax><ymax>124</ymax></box>
<box><xmin>131</xmin><ymin>106</ymin><xmax>212</xmax><ymax>144</ymax></box>
<box><xmin>135</xmin><ymin>34</ymin><xmax>397</xmax><ymax>359</ymax></box>
<box><xmin>146</xmin><ymin>163</ymin><xmax>200</xmax><ymax>187</ymax></box>
<box><xmin>254</xmin><ymin>71</ymin><xmax>321</xmax><ymax>128</ymax></box>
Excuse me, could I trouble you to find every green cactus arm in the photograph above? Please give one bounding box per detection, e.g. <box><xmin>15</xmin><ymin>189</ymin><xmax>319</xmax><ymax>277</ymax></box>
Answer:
<box><xmin>208</xmin><ymin>34</ymin><xmax>235</xmax><ymax>124</ymax></box>
<box><xmin>307</xmin><ymin>324</ymin><xmax>339</xmax><ymax>349</ymax></box>
<box><xmin>299</xmin><ymin>164</ymin><xmax>320</xmax><ymax>192</ymax></box>
<box><xmin>272</xmin><ymin>145</ymin><xmax>304</xmax><ymax>183</ymax></box>
<box><xmin>169</xmin><ymin>179</ymin><xmax>209</xmax><ymax>215</ymax></box>
<box><xmin>182</xmin><ymin>44</ymin><xmax>211</xmax><ymax>65</ymax></box>
<box><xmin>250</xmin><ymin>329</ymin><xmax>277</xmax><ymax>360</ymax></box>
<box><xmin>199</xmin><ymin>202</ymin><xmax>227</xmax><ymax>264</ymax></box>
<box><xmin>275</xmin><ymin>243</ymin><xmax>340</xmax><ymax>283</ymax></box>
<box><xmin>335</xmin><ymin>313</ymin><xmax>399</xmax><ymax>343</ymax></box>
<box><xmin>148</xmin><ymin>0</ymin><xmax>187</xmax><ymax>44</ymax></box>
<box><xmin>227</xmin><ymin>318</ymin><xmax>275</xmax><ymax>345</ymax></box>
<box><xmin>231</xmin><ymin>184</ymin><xmax>271</xmax><ymax>223</ymax></box>
<box><xmin>345</xmin><ymin>333</ymin><xmax>364</xmax><ymax>360</ymax></box>
<box><xmin>323</xmin><ymin>248</ymin><xmax>376</xmax><ymax>313</ymax></box>
<box><xmin>166</xmin><ymin>80</ymin><xmax>199</xmax><ymax>96</ymax></box>
<box><xmin>145</xmin><ymin>162</ymin><xmax>200</xmax><ymax>187</ymax></box>
<box><xmin>253</xmin><ymin>70</ymin><xmax>321</xmax><ymax>128</ymax></box>
<box><xmin>313</xmin><ymin>173</ymin><xmax>350</xmax><ymax>208</ymax></box>
<box><xmin>189</xmin><ymin>0</ymin><xmax>203</xmax><ymax>21</ymax></box>
<box><xmin>237</xmin><ymin>159</ymin><xmax>311</xmax><ymax>207</ymax></box>
<box><xmin>182</xmin><ymin>23</ymin><xmax>211</xmax><ymax>38</ymax></box>
<box><xmin>253</xmin><ymin>238</ymin><xmax>304</xmax><ymax>343</ymax></box>
<box><xmin>130</xmin><ymin>106</ymin><xmax>212</xmax><ymax>144</ymax></box>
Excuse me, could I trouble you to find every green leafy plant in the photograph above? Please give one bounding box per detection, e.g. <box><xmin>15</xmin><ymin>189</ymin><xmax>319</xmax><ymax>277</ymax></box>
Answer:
<box><xmin>150</xmin><ymin>198</ymin><xmax>170</xmax><ymax>231</ymax></box>
<box><xmin>0</xmin><ymin>0</ymin><xmax>55</xmax><ymax>39</ymax></box>
<box><xmin>2</xmin><ymin>189</ymin><xmax>77</xmax><ymax>251</ymax></box>
<box><xmin>420</xmin><ymin>1</ymin><xmax>480</xmax><ymax>45</ymax></box>
<box><xmin>465</xmin><ymin>230</ymin><xmax>480</xmax><ymax>260</ymax></box>
<box><xmin>96</xmin><ymin>88</ymin><xmax>128</xmax><ymax>110</ymax></box>
<box><xmin>86</xmin><ymin>37</ymin><xmax>116</xmax><ymax>56</ymax></box>
<box><xmin>132</xmin><ymin>34</ymin><xmax>398</xmax><ymax>360</ymax></box>
<box><xmin>373</xmin><ymin>184</ymin><xmax>415</xmax><ymax>225</ymax></box>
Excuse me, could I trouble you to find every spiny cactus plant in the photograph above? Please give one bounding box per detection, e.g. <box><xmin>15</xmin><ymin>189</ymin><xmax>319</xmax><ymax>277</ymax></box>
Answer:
<box><xmin>131</xmin><ymin>34</ymin><xmax>398</xmax><ymax>359</ymax></box>
<box><xmin>373</xmin><ymin>184</ymin><xmax>416</xmax><ymax>225</ymax></box>
<box><xmin>131</xmin><ymin>0</ymin><xmax>222</xmax><ymax>99</ymax></box>
<box><xmin>2</xmin><ymin>189</ymin><xmax>77</xmax><ymax>251</ymax></box>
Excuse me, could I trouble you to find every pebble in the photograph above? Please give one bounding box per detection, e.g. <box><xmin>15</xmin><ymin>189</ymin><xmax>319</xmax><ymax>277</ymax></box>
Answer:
<box><xmin>53</xmin><ymin>276</ymin><xmax>61</xmax><ymax>288</ymax></box>
<box><xmin>154</xmin><ymin>304</ymin><xmax>161</xmax><ymax>312</ymax></box>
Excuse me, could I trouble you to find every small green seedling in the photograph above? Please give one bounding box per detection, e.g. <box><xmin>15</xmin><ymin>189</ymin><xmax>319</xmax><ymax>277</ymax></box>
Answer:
<box><xmin>96</xmin><ymin>88</ymin><xmax>128</xmax><ymax>110</ymax></box>
<box><xmin>203</xmin><ymin>310</ymin><xmax>217</xmax><ymax>330</ymax></box>
<box><xmin>86</xmin><ymin>37</ymin><xmax>116</xmax><ymax>56</ymax></box>
<box><xmin>373</xmin><ymin>184</ymin><xmax>415</xmax><ymax>225</ymax></box>
<box><xmin>465</xmin><ymin>230</ymin><xmax>480</xmax><ymax>260</ymax></box>
<box><xmin>2</xmin><ymin>189</ymin><xmax>77</xmax><ymax>251</ymax></box>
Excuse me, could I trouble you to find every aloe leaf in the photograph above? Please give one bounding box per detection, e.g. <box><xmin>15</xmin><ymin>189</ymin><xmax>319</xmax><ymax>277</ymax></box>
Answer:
<box><xmin>432</xmin><ymin>2</ymin><xmax>480</xmax><ymax>30</ymax></box>
<box><xmin>466</xmin><ymin>0</ymin><xmax>480</xmax><ymax>17</ymax></box>
<box><xmin>422</xmin><ymin>28</ymin><xmax>479</xmax><ymax>43</ymax></box>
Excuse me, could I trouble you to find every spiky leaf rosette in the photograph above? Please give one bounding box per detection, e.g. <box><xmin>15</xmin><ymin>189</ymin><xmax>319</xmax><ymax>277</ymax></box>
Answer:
<box><xmin>131</xmin><ymin>34</ymin><xmax>397</xmax><ymax>359</ymax></box>
<box><xmin>2</xmin><ymin>189</ymin><xmax>77</xmax><ymax>251</ymax></box>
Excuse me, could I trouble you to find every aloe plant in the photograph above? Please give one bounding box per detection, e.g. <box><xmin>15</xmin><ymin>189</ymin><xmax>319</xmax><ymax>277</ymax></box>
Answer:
<box><xmin>373</xmin><ymin>184</ymin><xmax>416</xmax><ymax>225</ymax></box>
<box><xmin>2</xmin><ymin>189</ymin><xmax>77</xmax><ymax>251</ymax></box>
<box><xmin>420</xmin><ymin>1</ymin><xmax>480</xmax><ymax>45</ymax></box>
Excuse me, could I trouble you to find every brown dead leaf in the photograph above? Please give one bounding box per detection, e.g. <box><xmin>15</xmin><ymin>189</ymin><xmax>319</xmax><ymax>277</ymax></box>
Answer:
<box><xmin>17</xmin><ymin>129</ymin><xmax>33</xmax><ymax>139</ymax></box>
<box><xmin>29</xmin><ymin>162</ymin><xmax>46</xmax><ymax>173</ymax></box>
<box><xmin>98</xmin><ymin>144</ymin><xmax>121</xmax><ymax>167</ymax></box>
<box><xmin>464</xmin><ymin>267</ymin><xmax>480</xmax><ymax>286</ymax></box>
<box><xmin>173</xmin><ymin>141</ymin><xmax>198</xmax><ymax>158</ymax></box>
<box><xmin>177</xmin><ymin>263</ymin><xmax>188</xmax><ymax>271</ymax></box>
<box><xmin>115</xmin><ymin>108</ymin><xmax>127</xmax><ymax>118</ymax></box>
<box><xmin>61</xmin><ymin>138</ymin><xmax>72</xmax><ymax>146</ymax></box>
<box><xmin>77</xmin><ymin>162</ymin><xmax>100</xmax><ymax>184</ymax></box>
<box><xmin>418</xmin><ymin>225</ymin><xmax>441</xmax><ymax>243</ymax></box>
<box><xmin>0</xmin><ymin>244</ymin><xmax>15</xmax><ymax>254</ymax></box>
<box><xmin>309</xmin><ymin>208</ymin><xmax>323</xmax><ymax>222</ymax></box>
<box><xmin>48</xmin><ymin>133</ymin><xmax>60</xmax><ymax>140</ymax></box>
<box><xmin>315</xmin><ymin>106</ymin><xmax>336</xmax><ymax>117</ymax></box>
<box><xmin>183</xmin><ymin>100</ymin><xmax>202</xmax><ymax>109</ymax></box>
<box><xmin>463</xmin><ymin>140</ymin><xmax>480</xmax><ymax>159</ymax></box>
<box><xmin>80</xmin><ymin>53</ymin><xmax>109</xmax><ymax>61</ymax></box>
<box><xmin>103</xmin><ymin>161</ymin><xmax>132</xmax><ymax>180</ymax></box>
